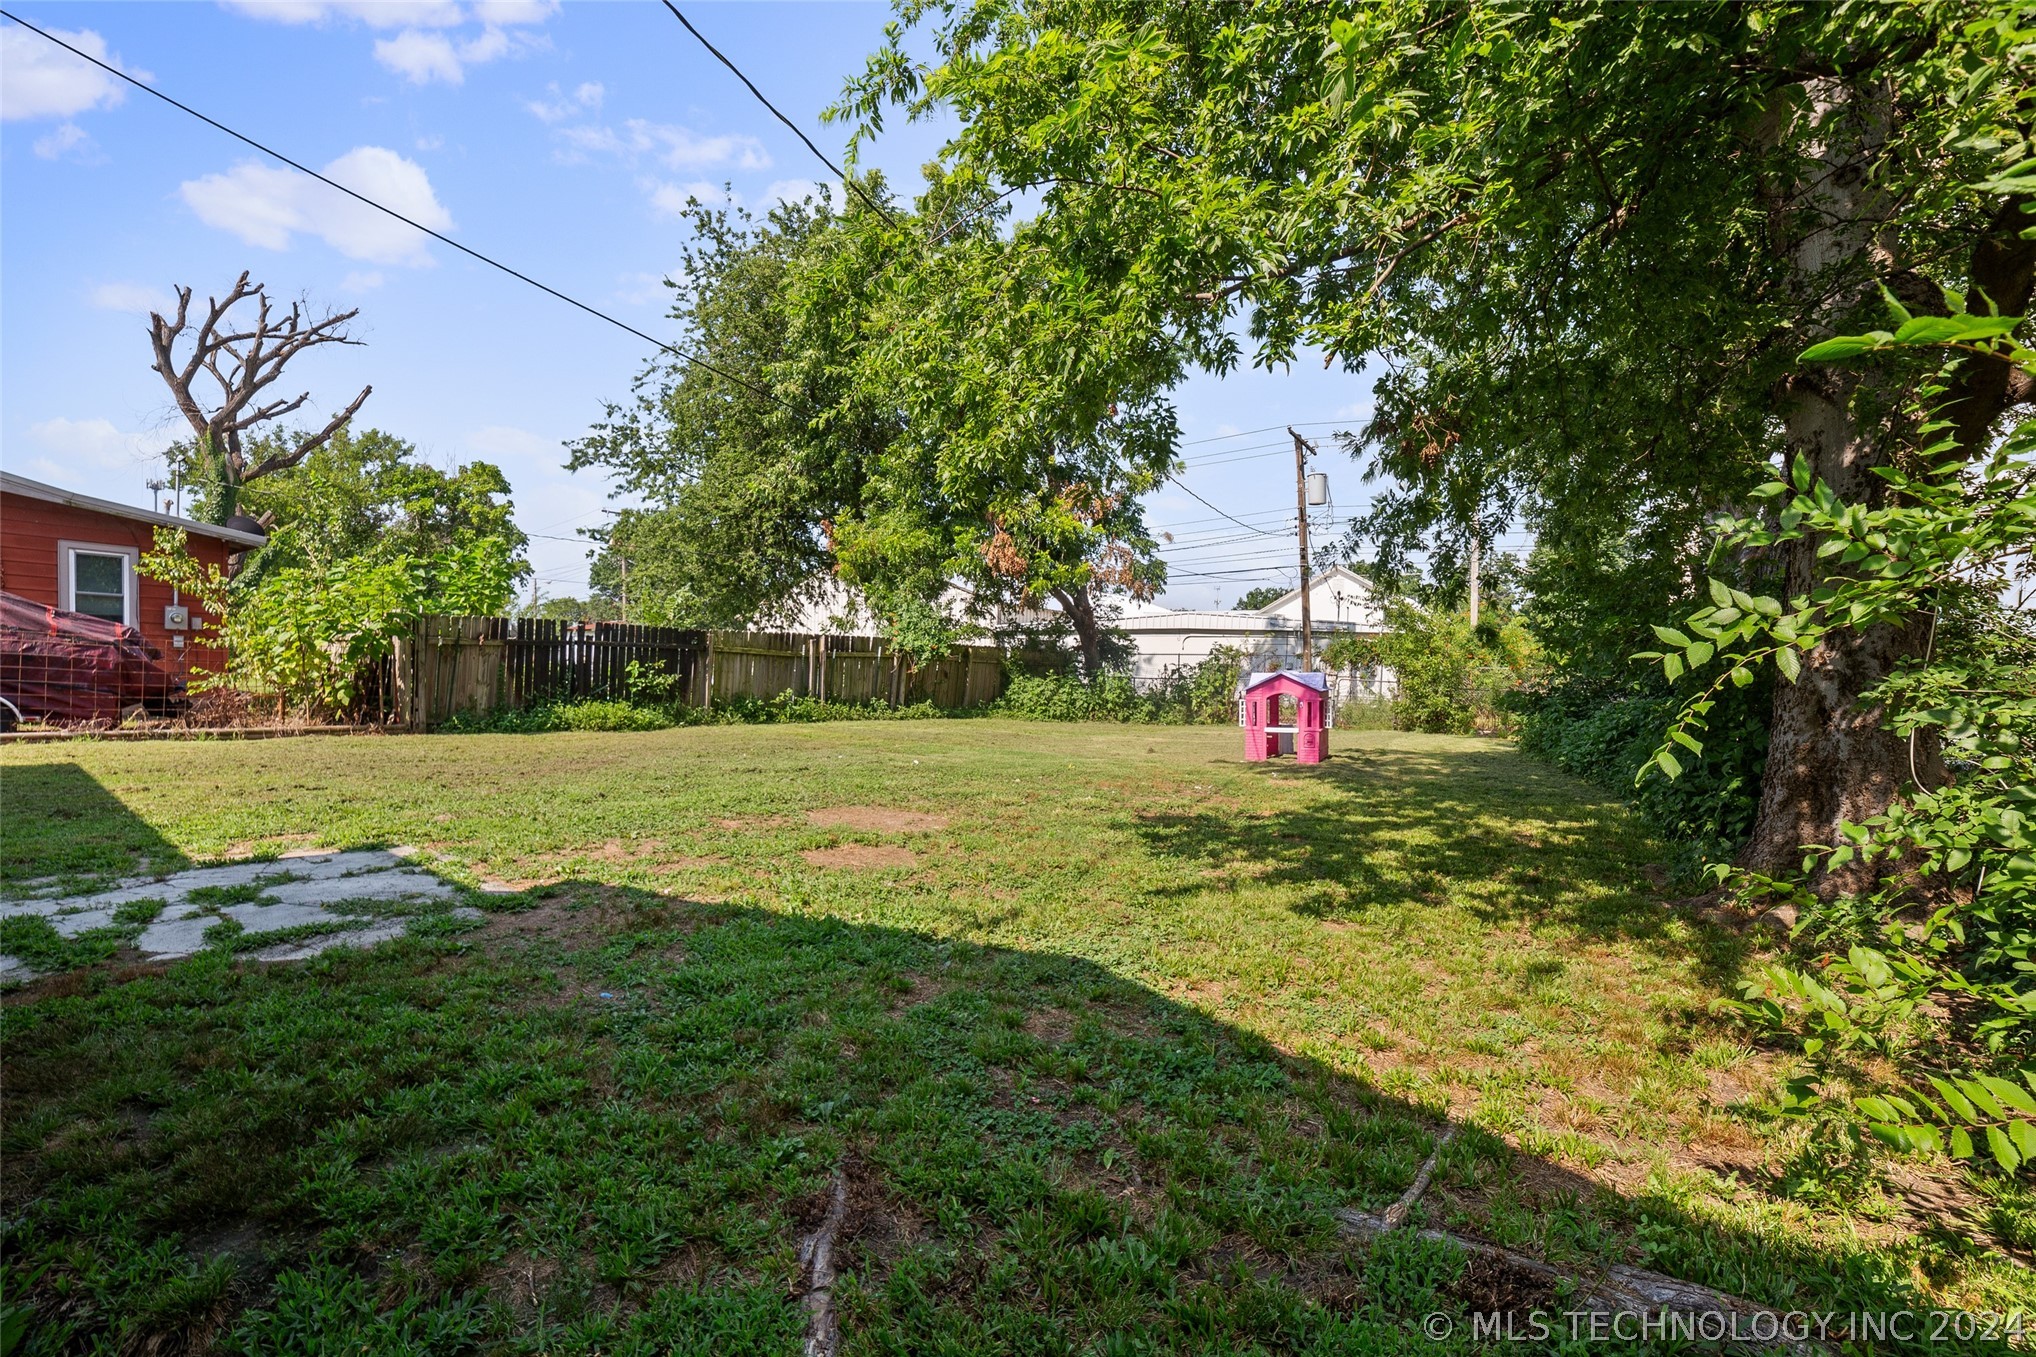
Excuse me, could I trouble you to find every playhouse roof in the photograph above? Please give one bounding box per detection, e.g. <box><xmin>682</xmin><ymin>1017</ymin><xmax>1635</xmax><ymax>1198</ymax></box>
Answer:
<box><xmin>1243</xmin><ymin>669</ymin><xmax>1328</xmax><ymax>692</ymax></box>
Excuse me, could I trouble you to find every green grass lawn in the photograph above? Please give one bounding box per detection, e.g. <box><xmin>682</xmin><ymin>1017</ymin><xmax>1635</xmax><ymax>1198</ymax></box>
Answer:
<box><xmin>2</xmin><ymin>722</ymin><xmax>2028</xmax><ymax>1353</ymax></box>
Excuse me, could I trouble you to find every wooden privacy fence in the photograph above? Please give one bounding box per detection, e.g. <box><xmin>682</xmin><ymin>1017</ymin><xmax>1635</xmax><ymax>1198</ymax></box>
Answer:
<box><xmin>706</xmin><ymin>631</ymin><xmax>1004</xmax><ymax>712</ymax></box>
<box><xmin>395</xmin><ymin>617</ymin><xmax>1004</xmax><ymax>730</ymax></box>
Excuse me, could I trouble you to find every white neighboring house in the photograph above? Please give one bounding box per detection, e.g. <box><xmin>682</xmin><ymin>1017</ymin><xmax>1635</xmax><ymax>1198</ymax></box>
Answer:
<box><xmin>1113</xmin><ymin>565</ymin><xmax>1397</xmax><ymax>701</ymax></box>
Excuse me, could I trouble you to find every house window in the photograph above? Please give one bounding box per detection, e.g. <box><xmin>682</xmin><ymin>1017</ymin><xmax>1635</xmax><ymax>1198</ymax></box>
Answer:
<box><xmin>59</xmin><ymin>543</ymin><xmax>137</xmax><ymax>625</ymax></box>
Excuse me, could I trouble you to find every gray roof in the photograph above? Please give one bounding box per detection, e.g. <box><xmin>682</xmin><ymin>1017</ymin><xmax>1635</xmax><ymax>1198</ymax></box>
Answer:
<box><xmin>1</xmin><ymin>471</ymin><xmax>267</xmax><ymax>548</ymax></box>
<box><xmin>1245</xmin><ymin>669</ymin><xmax>1329</xmax><ymax>691</ymax></box>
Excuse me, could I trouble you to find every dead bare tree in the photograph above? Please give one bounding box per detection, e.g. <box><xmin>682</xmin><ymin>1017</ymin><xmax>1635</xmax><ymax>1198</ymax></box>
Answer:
<box><xmin>148</xmin><ymin>272</ymin><xmax>372</xmax><ymax>521</ymax></box>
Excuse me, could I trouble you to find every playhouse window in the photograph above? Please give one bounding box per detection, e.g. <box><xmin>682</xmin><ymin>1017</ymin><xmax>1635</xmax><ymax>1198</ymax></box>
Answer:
<box><xmin>61</xmin><ymin>544</ymin><xmax>136</xmax><ymax>624</ymax></box>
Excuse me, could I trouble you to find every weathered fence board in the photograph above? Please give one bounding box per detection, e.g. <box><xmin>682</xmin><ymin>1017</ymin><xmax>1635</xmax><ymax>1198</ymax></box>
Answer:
<box><xmin>395</xmin><ymin>618</ymin><xmax>1002</xmax><ymax>730</ymax></box>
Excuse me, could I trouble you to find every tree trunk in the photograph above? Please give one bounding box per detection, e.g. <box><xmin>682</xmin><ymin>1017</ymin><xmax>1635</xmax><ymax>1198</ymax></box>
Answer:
<box><xmin>1051</xmin><ymin>585</ymin><xmax>1105</xmax><ymax>678</ymax></box>
<box><xmin>1738</xmin><ymin>77</ymin><xmax>2036</xmax><ymax>895</ymax></box>
<box><xmin>1738</xmin><ymin>74</ymin><xmax>1917</xmax><ymax>894</ymax></box>
<box><xmin>1739</xmin><ymin>362</ymin><xmax>1935</xmax><ymax>891</ymax></box>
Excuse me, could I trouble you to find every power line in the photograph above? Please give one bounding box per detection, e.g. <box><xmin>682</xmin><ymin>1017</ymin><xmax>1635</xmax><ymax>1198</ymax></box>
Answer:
<box><xmin>659</xmin><ymin>2</ymin><xmax>899</xmax><ymax>230</ymax></box>
<box><xmin>0</xmin><ymin>9</ymin><xmax>793</xmax><ymax>414</ymax></box>
<box><xmin>1167</xmin><ymin>479</ymin><xmax>1289</xmax><ymax>537</ymax></box>
<box><xmin>1179</xmin><ymin>419</ymin><xmax>1357</xmax><ymax>448</ymax></box>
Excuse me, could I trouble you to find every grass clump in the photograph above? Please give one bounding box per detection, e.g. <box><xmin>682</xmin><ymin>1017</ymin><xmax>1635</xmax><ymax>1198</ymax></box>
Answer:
<box><xmin>2</xmin><ymin>722</ymin><xmax>2027</xmax><ymax>1347</ymax></box>
<box><xmin>440</xmin><ymin>693</ymin><xmax>952</xmax><ymax>735</ymax></box>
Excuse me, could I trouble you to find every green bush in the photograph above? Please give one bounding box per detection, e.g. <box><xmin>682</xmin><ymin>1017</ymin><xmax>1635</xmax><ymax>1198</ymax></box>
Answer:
<box><xmin>438</xmin><ymin>692</ymin><xmax>951</xmax><ymax>735</ymax></box>
<box><xmin>998</xmin><ymin>648</ymin><xmax>1244</xmax><ymax>725</ymax></box>
<box><xmin>1516</xmin><ymin>675</ymin><xmax>1767</xmax><ymax>873</ymax></box>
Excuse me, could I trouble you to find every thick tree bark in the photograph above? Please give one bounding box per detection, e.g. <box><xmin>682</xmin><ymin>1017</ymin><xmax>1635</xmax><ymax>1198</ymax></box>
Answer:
<box><xmin>1739</xmin><ymin>76</ymin><xmax>1912</xmax><ymax>890</ymax></box>
<box><xmin>1740</xmin><ymin>81</ymin><xmax>2036</xmax><ymax>893</ymax></box>
<box><xmin>1741</xmin><ymin>362</ymin><xmax>1936</xmax><ymax>890</ymax></box>
<box><xmin>1050</xmin><ymin>584</ymin><xmax>1105</xmax><ymax>678</ymax></box>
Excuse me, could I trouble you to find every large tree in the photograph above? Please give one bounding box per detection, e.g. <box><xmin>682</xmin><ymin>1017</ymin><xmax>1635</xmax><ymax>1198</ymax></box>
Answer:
<box><xmin>174</xmin><ymin>426</ymin><xmax>528</xmax><ymax>585</ymax></box>
<box><xmin>844</xmin><ymin>0</ymin><xmax>2036</xmax><ymax>887</ymax></box>
<box><xmin>148</xmin><ymin>273</ymin><xmax>372</xmax><ymax>522</ymax></box>
<box><xmin>570</xmin><ymin>190</ymin><xmax>1177</xmax><ymax>671</ymax></box>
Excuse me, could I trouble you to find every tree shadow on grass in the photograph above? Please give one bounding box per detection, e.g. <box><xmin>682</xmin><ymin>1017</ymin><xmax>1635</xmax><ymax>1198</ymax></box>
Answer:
<box><xmin>1133</xmin><ymin>741</ymin><xmax>1748</xmax><ymax>988</ymax></box>
<box><xmin>0</xmin><ymin>842</ymin><xmax>1982</xmax><ymax>1354</ymax></box>
<box><xmin>0</xmin><ymin>760</ymin><xmax>192</xmax><ymax>891</ymax></box>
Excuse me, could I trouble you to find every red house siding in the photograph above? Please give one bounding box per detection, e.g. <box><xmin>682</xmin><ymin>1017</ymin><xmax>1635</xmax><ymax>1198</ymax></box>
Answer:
<box><xmin>0</xmin><ymin>489</ymin><xmax>239</xmax><ymax>679</ymax></box>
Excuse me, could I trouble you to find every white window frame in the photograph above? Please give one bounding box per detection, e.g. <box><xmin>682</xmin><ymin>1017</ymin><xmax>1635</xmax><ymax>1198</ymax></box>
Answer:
<box><xmin>57</xmin><ymin>540</ymin><xmax>138</xmax><ymax>626</ymax></box>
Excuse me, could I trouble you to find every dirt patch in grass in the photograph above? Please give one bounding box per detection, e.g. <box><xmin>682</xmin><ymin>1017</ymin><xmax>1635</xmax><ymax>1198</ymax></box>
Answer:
<box><xmin>1023</xmin><ymin>1006</ymin><xmax>1075</xmax><ymax>1044</ymax></box>
<box><xmin>805</xmin><ymin>807</ymin><xmax>949</xmax><ymax>833</ymax></box>
<box><xmin>476</xmin><ymin>898</ymin><xmax>616</xmax><ymax>953</ymax></box>
<box><xmin>223</xmin><ymin>833</ymin><xmax>321</xmax><ymax>859</ymax></box>
<box><xmin>801</xmin><ymin>845</ymin><xmax>918</xmax><ymax>870</ymax></box>
<box><xmin>890</xmin><ymin>973</ymin><xmax>946</xmax><ymax>1011</ymax></box>
<box><xmin>588</xmin><ymin>838</ymin><xmax>666</xmax><ymax>863</ymax></box>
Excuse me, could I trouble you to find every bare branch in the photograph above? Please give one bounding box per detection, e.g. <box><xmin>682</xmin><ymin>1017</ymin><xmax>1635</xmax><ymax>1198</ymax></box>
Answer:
<box><xmin>145</xmin><ymin>273</ymin><xmax>370</xmax><ymax>493</ymax></box>
<box><xmin>246</xmin><ymin>385</ymin><xmax>372</xmax><ymax>480</ymax></box>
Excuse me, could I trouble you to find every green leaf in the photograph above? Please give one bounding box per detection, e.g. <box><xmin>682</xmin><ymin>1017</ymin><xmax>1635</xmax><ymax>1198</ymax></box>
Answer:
<box><xmin>1951</xmin><ymin>1125</ymin><xmax>1975</xmax><ymax>1159</ymax></box>
<box><xmin>1961</xmin><ymin>1078</ymin><xmax>2009</xmax><ymax>1120</ymax></box>
<box><xmin>1708</xmin><ymin>578</ymin><xmax>1732</xmax><ymax>608</ymax></box>
<box><xmin>1686</xmin><ymin>641</ymin><xmax>1714</xmax><ymax>667</ymax></box>
<box><xmin>1798</xmin><ymin>335</ymin><xmax>1881</xmax><ymax>362</ymax></box>
<box><xmin>1656</xmin><ymin>748</ymin><xmax>1684</xmax><ymax>780</ymax></box>
<box><xmin>1931</xmin><ymin>1076</ymin><xmax>1981</xmax><ymax>1123</ymax></box>
<box><xmin>1979</xmin><ymin>1076</ymin><xmax>2036</xmax><ymax>1116</ymax></box>
<box><xmin>1775</xmin><ymin>647</ymin><xmax>1801</xmax><ymax>683</ymax></box>
<box><xmin>1986</xmin><ymin>1124</ymin><xmax>2019</xmax><ymax>1172</ymax></box>
<box><xmin>1663</xmin><ymin>653</ymin><xmax>1684</xmax><ymax>682</ymax></box>
<box><xmin>1651</xmin><ymin>625</ymin><xmax>1692</xmax><ymax>647</ymax></box>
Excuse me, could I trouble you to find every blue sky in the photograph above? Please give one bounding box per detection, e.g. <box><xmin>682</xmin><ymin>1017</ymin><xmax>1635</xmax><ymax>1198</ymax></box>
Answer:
<box><xmin>1</xmin><ymin>1</ymin><xmax>1432</xmax><ymax>611</ymax></box>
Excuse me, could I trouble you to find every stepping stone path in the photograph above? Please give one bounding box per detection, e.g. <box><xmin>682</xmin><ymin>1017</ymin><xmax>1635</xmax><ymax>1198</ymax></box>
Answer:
<box><xmin>0</xmin><ymin>849</ymin><xmax>484</xmax><ymax>985</ymax></box>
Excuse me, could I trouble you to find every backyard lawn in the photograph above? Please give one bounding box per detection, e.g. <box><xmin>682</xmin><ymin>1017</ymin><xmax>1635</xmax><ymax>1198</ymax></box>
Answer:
<box><xmin>1</xmin><ymin>722</ymin><xmax>2028</xmax><ymax>1353</ymax></box>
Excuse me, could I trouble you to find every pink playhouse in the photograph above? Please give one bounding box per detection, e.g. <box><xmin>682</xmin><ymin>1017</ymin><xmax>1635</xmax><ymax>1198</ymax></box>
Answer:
<box><xmin>1242</xmin><ymin>669</ymin><xmax>1329</xmax><ymax>764</ymax></box>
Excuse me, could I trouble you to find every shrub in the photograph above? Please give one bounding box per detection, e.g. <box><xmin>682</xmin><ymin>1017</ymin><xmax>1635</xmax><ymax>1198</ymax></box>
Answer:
<box><xmin>141</xmin><ymin>528</ymin><xmax>518</xmax><ymax>719</ymax></box>
<box><xmin>998</xmin><ymin>647</ymin><xmax>1245</xmax><ymax>724</ymax></box>
<box><xmin>1516</xmin><ymin>676</ymin><xmax>1767</xmax><ymax>874</ymax></box>
<box><xmin>1355</xmin><ymin>602</ymin><xmax>1539</xmax><ymax>735</ymax></box>
<box><xmin>437</xmin><ymin>692</ymin><xmax>950</xmax><ymax>735</ymax></box>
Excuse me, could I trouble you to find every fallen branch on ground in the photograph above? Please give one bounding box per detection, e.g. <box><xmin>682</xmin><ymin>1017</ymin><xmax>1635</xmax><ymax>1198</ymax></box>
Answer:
<box><xmin>1336</xmin><ymin>1210</ymin><xmax>1821</xmax><ymax>1354</ymax></box>
<box><xmin>798</xmin><ymin>1166</ymin><xmax>849</xmax><ymax>1357</ymax></box>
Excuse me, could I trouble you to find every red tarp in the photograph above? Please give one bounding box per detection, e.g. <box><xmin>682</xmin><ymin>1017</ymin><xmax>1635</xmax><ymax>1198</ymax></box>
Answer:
<box><xmin>0</xmin><ymin>590</ymin><xmax>183</xmax><ymax>723</ymax></box>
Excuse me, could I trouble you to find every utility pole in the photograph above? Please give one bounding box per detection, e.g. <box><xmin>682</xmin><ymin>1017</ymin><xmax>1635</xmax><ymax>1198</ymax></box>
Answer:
<box><xmin>1468</xmin><ymin>506</ymin><xmax>1481</xmax><ymax>628</ymax></box>
<box><xmin>1289</xmin><ymin>427</ymin><xmax>1314</xmax><ymax>670</ymax></box>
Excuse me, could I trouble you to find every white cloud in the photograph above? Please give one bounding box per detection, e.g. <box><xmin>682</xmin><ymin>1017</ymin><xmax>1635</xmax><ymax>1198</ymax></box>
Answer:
<box><xmin>525</xmin><ymin>79</ymin><xmax>601</xmax><ymax>123</ymax></box>
<box><xmin>646</xmin><ymin>180</ymin><xmax>733</xmax><ymax>220</ymax></box>
<box><xmin>27</xmin><ymin>417</ymin><xmax>173</xmax><ymax>472</ymax></box>
<box><xmin>550</xmin><ymin>117</ymin><xmax>768</xmax><ymax>172</ymax></box>
<box><xmin>615</xmin><ymin>268</ymin><xmax>684</xmax><ymax>307</ymax></box>
<box><xmin>221</xmin><ymin>1</ymin><xmax>465</xmax><ymax>29</ymax></box>
<box><xmin>630</xmin><ymin>119</ymin><xmax>768</xmax><ymax>171</ymax></box>
<box><xmin>340</xmin><ymin>270</ymin><xmax>386</xmax><ymax>292</ymax></box>
<box><xmin>32</xmin><ymin>121</ymin><xmax>93</xmax><ymax>160</ymax></box>
<box><xmin>89</xmin><ymin>281</ymin><xmax>175</xmax><ymax>314</ymax></box>
<box><xmin>1333</xmin><ymin>403</ymin><xmax>1368</xmax><ymax>419</ymax></box>
<box><xmin>471</xmin><ymin>0</ymin><xmax>557</xmax><ymax>23</ymax></box>
<box><xmin>1</xmin><ymin>25</ymin><xmax>143</xmax><ymax>122</ymax></box>
<box><xmin>374</xmin><ymin>20</ymin><xmax>538</xmax><ymax>83</ymax></box>
<box><xmin>374</xmin><ymin>29</ymin><xmax>461</xmax><ymax>82</ymax></box>
<box><xmin>225</xmin><ymin>2</ymin><xmax>550</xmax><ymax>84</ymax></box>
<box><xmin>179</xmin><ymin>145</ymin><xmax>453</xmax><ymax>265</ymax></box>
<box><xmin>466</xmin><ymin>425</ymin><xmax>551</xmax><ymax>459</ymax></box>
<box><xmin>414</xmin><ymin>132</ymin><xmax>444</xmax><ymax>151</ymax></box>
